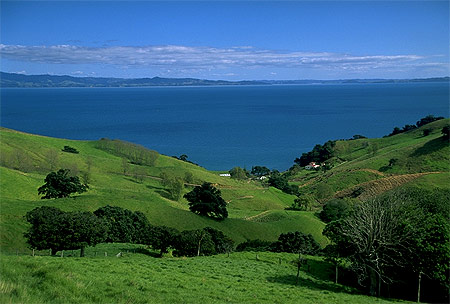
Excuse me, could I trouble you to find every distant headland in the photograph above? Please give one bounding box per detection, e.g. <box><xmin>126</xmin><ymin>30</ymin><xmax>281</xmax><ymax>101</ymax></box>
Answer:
<box><xmin>1</xmin><ymin>71</ymin><xmax>448</xmax><ymax>88</ymax></box>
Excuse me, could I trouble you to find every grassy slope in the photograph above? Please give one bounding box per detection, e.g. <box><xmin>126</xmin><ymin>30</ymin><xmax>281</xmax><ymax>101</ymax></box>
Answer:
<box><xmin>290</xmin><ymin>119</ymin><xmax>450</xmax><ymax>201</ymax></box>
<box><xmin>0</xmin><ymin>128</ymin><xmax>327</xmax><ymax>253</ymax></box>
<box><xmin>0</xmin><ymin>248</ymin><xmax>406</xmax><ymax>304</ymax></box>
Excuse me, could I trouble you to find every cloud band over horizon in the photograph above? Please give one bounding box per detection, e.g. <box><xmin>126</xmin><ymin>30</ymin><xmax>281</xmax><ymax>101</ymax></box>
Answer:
<box><xmin>0</xmin><ymin>44</ymin><xmax>448</xmax><ymax>78</ymax></box>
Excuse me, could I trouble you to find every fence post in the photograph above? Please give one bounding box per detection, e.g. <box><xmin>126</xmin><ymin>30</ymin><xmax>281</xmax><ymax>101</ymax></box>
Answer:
<box><xmin>256</xmin><ymin>254</ymin><xmax>259</xmax><ymax>261</ymax></box>
<box><xmin>105</xmin><ymin>252</ymin><xmax>107</xmax><ymax>257</ymax></box>
<box><xmin>32</xmin><ymin>249</ymin><xmax>35</xmax><ymax>257</ymax></box>
<box><xmin>61</xmin><ymin>250</ymin><xmax>64</xmax><ymax>258</ymax></box>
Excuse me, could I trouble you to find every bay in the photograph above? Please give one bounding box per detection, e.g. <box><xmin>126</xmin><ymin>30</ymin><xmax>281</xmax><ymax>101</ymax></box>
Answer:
<box><xmin>1</xmin><ymin>83</ymin><xmax>448</xmax><ymax>170</ymax></box>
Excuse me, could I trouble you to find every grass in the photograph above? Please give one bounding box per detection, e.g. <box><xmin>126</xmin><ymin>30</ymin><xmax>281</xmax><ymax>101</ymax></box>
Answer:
<box><xmin>0</xmin><ymin>248</ymin><xmax>408</xmax><ymax>304</ymax></box>
<box><xmin>289</xmin><ymin>119</ymin><xmax>450</xmax><ymax>200</ymax></box>
<box><xmin>0</xmin><ymin>127</ymin><xmax>326</xmax><ymax>254</ymax></box>
<box><xmin>1</xmin><ymin>123</ymin><xmax>445</xmax><ymax>303</ymax></box>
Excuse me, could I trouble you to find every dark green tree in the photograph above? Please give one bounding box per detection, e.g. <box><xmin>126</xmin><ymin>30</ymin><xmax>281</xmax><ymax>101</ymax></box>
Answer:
<box><xmin>203</xmin><ymin>227</ymin><xmax>235</xmax><ymax>254</ymax></box>
<box><xmin>147</xmin><ymin>226</ymin><xmax>179</xmax><ymax>256</ymax></box>
<box><xmin>271</xmin><ymin>231</ymin><xmax>320</xmax><ymax>255</ymax></box>
<box><xmin>24</xmin><ymin>207</ymin><xmax>107</xmax><ymax>257</ymax></box>
<box><xmin>94</xmin><ymin>205</ymin><xmax>150</xmax><ymax>243</ymax></box>
<box><xmin>173</xmin><ymin>229</ymin><xmax>215</xmax><ymax>257</ymax></box>
<box><xmin>24</xmin><ymin>206</ymin><xmax>67</xmax><ymax>255</ymax></box>
<box><xmin>442</xmin><ymin>125</ymin><xmax>450</xmax><ymax>140</ymax></box>
<box><xmin>61</xmin><ymin>211</ymin><xmax>108</xmax><ymax>257</ymax></box>
<box><xmin>416</xmin><ymin>115</ymin><xmax>444</xmax><ymax>127</ymax></box>
<box><xmin>38</xmin><ymin>169</ymin><xmax>88</xmax><ymax>199</ymax></box>
<box><xmin>251</xmin><ymin>166</ymin><xmax>271</xmax><ymax>177</ymax></box>
<box><xmin>319</xmin><ymin>199</ymin><xmax>350</xmax><ymax>223</ymax></box>
<box><xmin>184</xmin><ymin>183</ymin><xmax>228</xmax><ymax>220</ymax></box>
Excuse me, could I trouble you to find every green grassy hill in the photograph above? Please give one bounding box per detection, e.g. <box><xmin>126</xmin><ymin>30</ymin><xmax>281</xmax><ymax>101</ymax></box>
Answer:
<box><xmin>1</xmin><ymin>122</ymin><xmax>447</xmax><ymax>304</ymax></box>
<box><xmin>0</xmin><ymin>127</ymin><xmax>328</xmax><ymax>253</ymax></box>
<box><xmin>289</xmin><ymin>118</ymin><xmax>449</xmax><ymax>202</ymax></box>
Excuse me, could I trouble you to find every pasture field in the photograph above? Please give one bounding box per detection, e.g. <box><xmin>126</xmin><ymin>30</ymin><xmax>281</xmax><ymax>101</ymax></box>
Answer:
<box><xmin>0</xmin><ymin>247</ymin><xmax>407</xmax><ymax>304</ymax></box>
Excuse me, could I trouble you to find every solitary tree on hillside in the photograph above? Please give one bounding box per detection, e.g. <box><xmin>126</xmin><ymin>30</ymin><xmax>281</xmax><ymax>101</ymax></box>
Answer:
<box><xmin>38</xmin><ymin>169</ymin><xmax>88</xmax><ymax>199</ymax></box>
<box><xmin>184</xmin><ymin>183</ymin><xmax>228</xmax><ymax>220</ymax></box>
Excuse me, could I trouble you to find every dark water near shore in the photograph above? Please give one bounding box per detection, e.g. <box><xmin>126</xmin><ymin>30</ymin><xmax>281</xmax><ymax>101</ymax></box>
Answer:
<box><xmin>1</xmin><ymin>83</ymin><xmax>448</xmax><ymax>170</ymax></box>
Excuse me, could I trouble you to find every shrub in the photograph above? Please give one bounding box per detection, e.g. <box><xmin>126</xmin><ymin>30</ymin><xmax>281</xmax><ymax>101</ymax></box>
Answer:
<box><xmin>271</xmin><ymin>231</ymin><xmax>320</xmax><ymax>255</ymax></box>
<box><xmin>319</xmin><ymin>199</ymin><xmax>351</xmax><ymax>223</ymax></box>
<box><xmin>62</xmin><ymin>145</ymin><xmax>79</xmax><ymax>154</ymax></box>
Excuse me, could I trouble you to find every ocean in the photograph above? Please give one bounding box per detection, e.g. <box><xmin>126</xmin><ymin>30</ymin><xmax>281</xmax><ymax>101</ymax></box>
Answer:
<box><xmin>1</xmin><ymin>82</ymin><xmax>448</xmax><ymax>170</ymax></box>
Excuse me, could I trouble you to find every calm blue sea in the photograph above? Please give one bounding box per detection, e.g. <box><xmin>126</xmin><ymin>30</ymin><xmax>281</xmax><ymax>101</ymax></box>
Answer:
<box><xmin>1</xmin><ymin>83</ymin><xmax>449</xmax><ymax>170</ymax></box>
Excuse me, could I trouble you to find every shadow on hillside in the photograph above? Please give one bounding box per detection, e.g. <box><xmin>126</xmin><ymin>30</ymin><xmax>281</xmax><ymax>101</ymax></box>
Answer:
<box><xmin>266</xmin><ymin>274</ymin><xmax>354</xmax><ymax>294</ymax></box>
<box><xmin>124</xmin><ymin>177</ymin><xmax>142</xmax><ymax>184</ymax></box>
<box><xmin>410</xmin><ymin>137</ymin><xmax>447</xmax><ymax>157</ymax></box>
<box><xmin>146</xmin><ymin>184</ymin><xmax>165</xmax><ymax>191</ymax></box>
<box><xmin>119</xmin><ymin>247</ymin><xmax>160</xmax><ymax>258</ymax></box>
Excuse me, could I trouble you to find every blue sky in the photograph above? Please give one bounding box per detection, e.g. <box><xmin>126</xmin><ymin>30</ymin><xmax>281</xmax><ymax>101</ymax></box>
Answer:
<box><xmin>1</xmin><ymin>1</ymin><xmax>449</xmax><ymax>80</ymax></box>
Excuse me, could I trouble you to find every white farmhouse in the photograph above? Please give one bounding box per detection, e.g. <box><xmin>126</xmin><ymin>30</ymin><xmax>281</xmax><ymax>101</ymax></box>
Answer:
<box><xmin>305</xmin><ymin>162</ymin><xmax>320</xmax><ymax>170</ymax></box>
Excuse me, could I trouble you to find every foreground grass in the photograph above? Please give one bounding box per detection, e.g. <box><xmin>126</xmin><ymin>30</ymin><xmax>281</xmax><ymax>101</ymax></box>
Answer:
<box><xmin>0</xmin><ymin>249</ymin><xmax>406</xmax><ymax>304</ymax></box>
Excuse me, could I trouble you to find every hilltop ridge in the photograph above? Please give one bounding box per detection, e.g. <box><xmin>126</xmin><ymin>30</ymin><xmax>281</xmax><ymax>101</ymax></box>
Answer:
<box><xmin>1</xmin><ymin>71</ymin><xmax>448</xmax><ymax>87</ymax></box>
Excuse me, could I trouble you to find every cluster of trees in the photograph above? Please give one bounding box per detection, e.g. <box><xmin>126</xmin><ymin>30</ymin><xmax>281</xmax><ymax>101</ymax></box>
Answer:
<box><xmin>288</xmin><ymin>194</ymin><xmax>317</xmax><ymax>211</ymax></box>
<box><xmin>159</xmin><ymin>171</ymin><xmax>185</xmax><ymax>200</ymax></box>
<box><xmin>322</xmin><ymin>189</ymin><xmax>449</xmax><ymax>302</ymax></box>
<box><xmin>24</xmin><ymin>205</ymin><xmax>235</xmax><ymax>258</ymax></box>
<box><xmin>294</xmin><ymin>140</ymin><xmax>336</xmax><ymax>167</ymax></box>
<box><xmin>228</xmin><ymin>166</ymin><xmax>271</xmax><ymax>180</ymax></box>
<box><xmin>25</xmin><ymin>206</ymin><xmax>108</xmax><ymax>257</ymax></box>
<box><xmin>171</xmin><ymin>154</ymin><xmax>199</xmax><ymax>166</ymax></box>
<box><xmin>97</xmin><ymin>138</ymin><xmax>158</xmax><ymax>166</ymax></box>
<box><xmin>236</xmin><ymin>231</ymin><xmax>321</xmax><ymax>256</ymax></box>
<box><xmin>387</xmin><ymin>114</ymin><xmax>444</xmax><ymax>137</ymax></box>
<box><xmin>268</xmin><ymin>171</ymin><xmax>299</xmax><ymax>195</ymax></box>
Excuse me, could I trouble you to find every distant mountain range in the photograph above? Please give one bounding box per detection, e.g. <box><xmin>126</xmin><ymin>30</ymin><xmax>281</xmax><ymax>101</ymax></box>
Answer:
<box><xmin>1</xmin><ymin>72</ymin><xmax>448</xmax><ymax>88</ymax></box>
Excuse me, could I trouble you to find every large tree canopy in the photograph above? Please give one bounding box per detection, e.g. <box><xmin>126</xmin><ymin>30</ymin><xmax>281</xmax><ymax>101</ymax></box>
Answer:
<box><xmin>184</xmin><ymin>183</ymin><xmax>228</xmax><ymax>220</ymax></box>
<box><xmin>94</xmin><ymin>205</ymin><xmax>150</xmax><ymax>243</ymax></box>
<box><xmin>24</xmin><ymin>206</ymin><xmax>107</xmax><ymax>257</ymax></box>
<box><xmin>38</xmin><ymin>169</ymin><xmax>88</xmax><ymax>199</ymax></box>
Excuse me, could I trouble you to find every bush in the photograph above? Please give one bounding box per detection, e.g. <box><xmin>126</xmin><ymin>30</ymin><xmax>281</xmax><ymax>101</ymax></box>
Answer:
<box><xmin>62</xmin><ymin>146</ymin><xmax>79</xmax><ymax>154</ymax></box>
<box><xmin>229</xmin><ymin>167</ymin><xmax>248</xmax><ymax>180</ymax></box>
<box><xmin>319</xmin><ymin>199</ymin><xmax>351</xmax><ymax>223</ymax></box>
<box><xmin>271</xmin><ymin>231</ymin><xmax>320</xmax><ymax>255</ymax></box>
<box><xmin>288</xmin><ymin>194</ymin><xmax>316</xmax><ymax>211</ymax></box>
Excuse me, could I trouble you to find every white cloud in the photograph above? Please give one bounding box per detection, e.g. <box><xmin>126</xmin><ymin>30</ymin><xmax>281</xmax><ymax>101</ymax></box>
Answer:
<box><xmin>0</xmin><ymin>44</ymin><xmax>445</xmax><ymax>74</ymax></box>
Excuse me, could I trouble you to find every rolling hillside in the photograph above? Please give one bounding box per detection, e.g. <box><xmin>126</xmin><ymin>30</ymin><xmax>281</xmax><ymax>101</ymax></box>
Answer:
<box><xmin>289</xmin><ymin>118</ymin><xmax>449</xmax><ymax>202</ymax></box>
<box><xmin>1</xmin><ymin>118</ymin><xmax>448</xmax><ymax>255</ymax></box>
<box><xmin>0</xmin><ymin>127</ymin><xmax>326</xmax><ymax>253</ymax></box>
